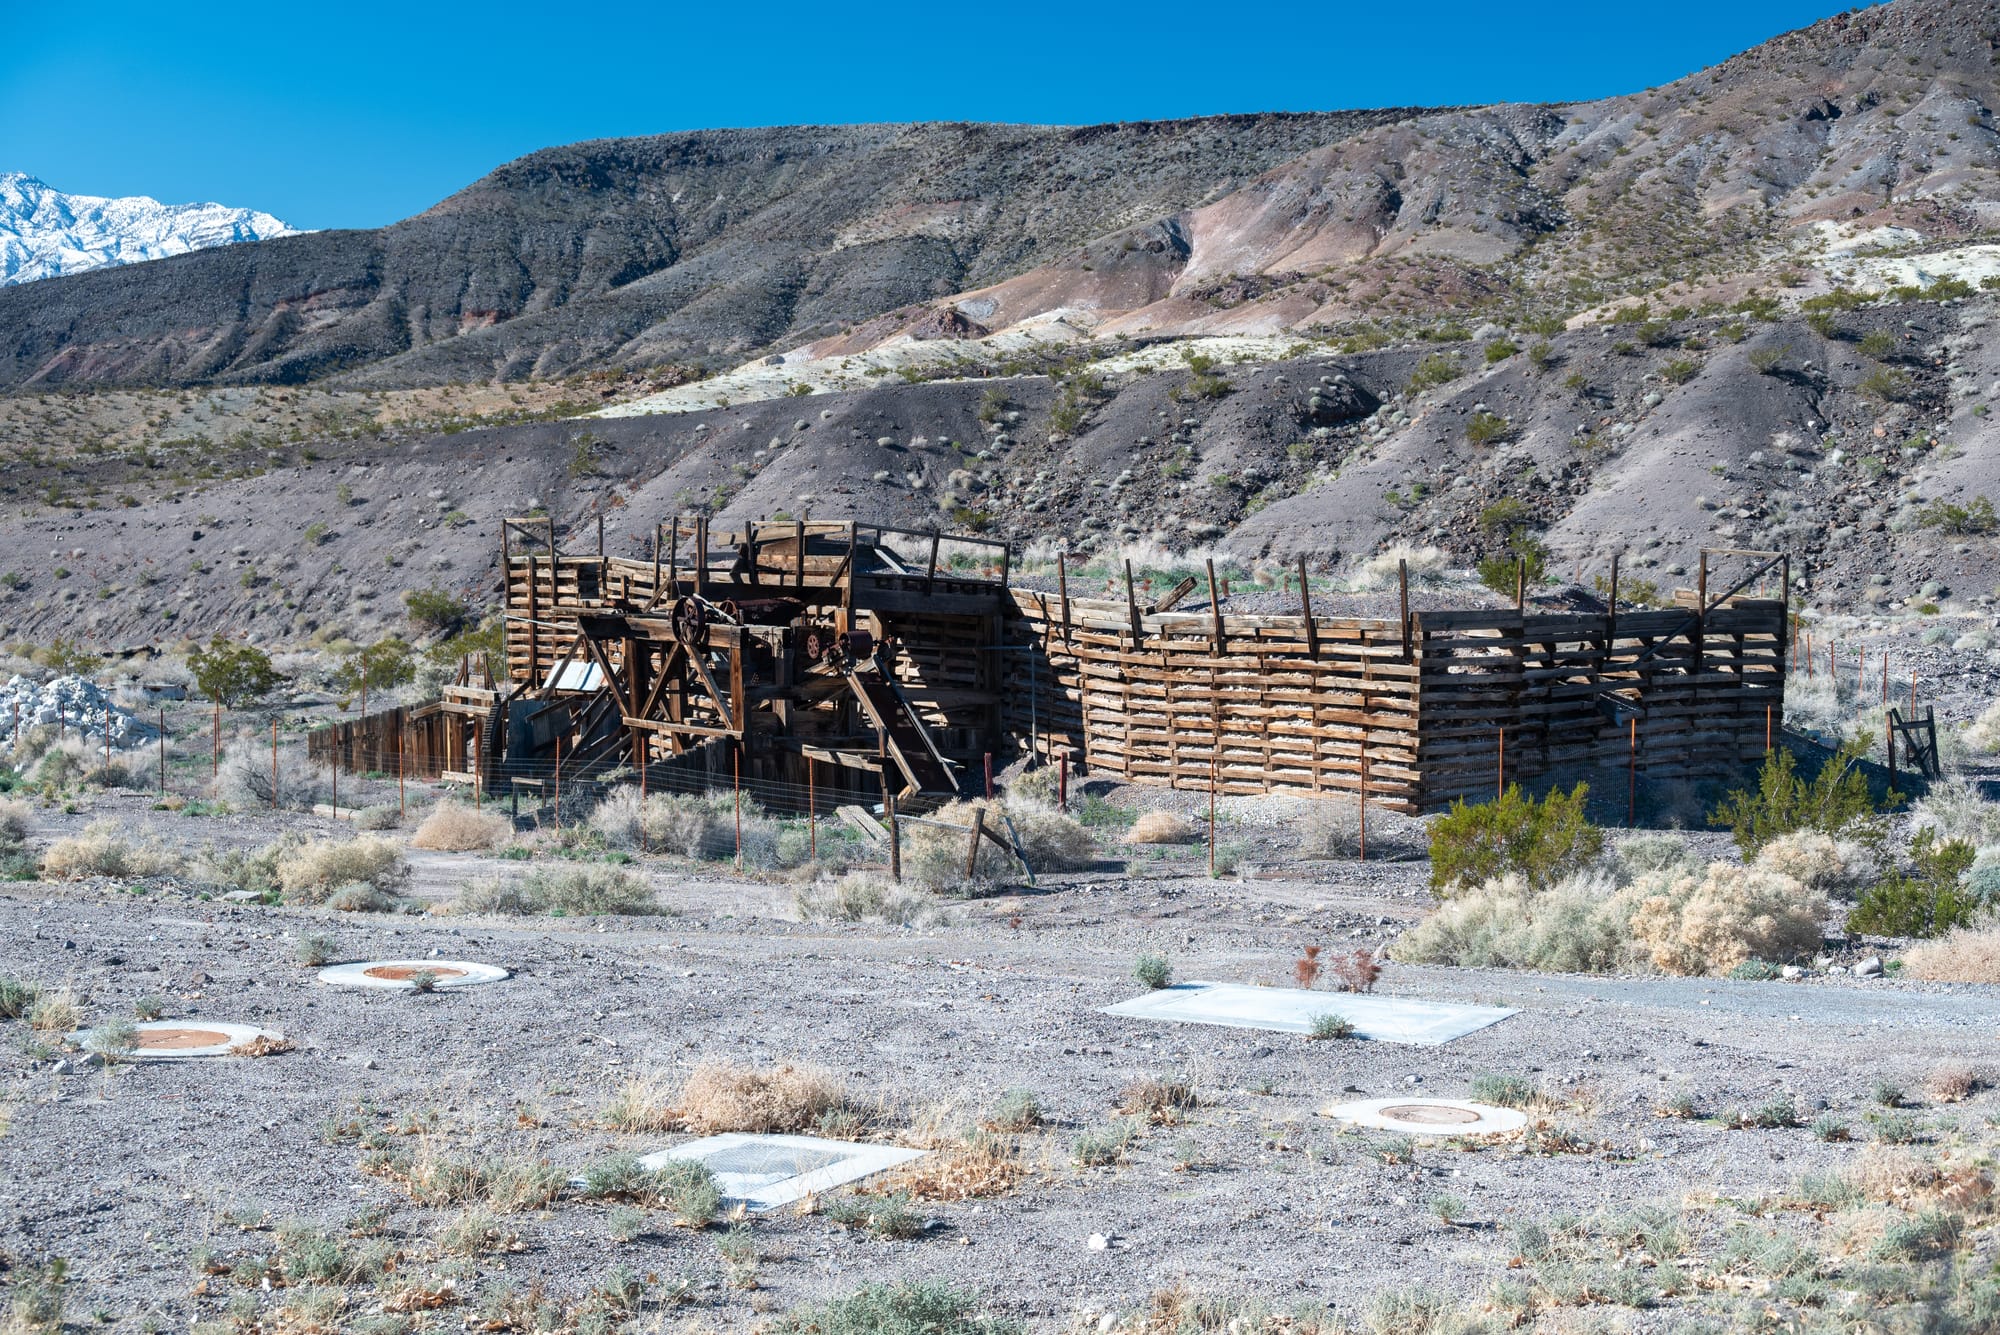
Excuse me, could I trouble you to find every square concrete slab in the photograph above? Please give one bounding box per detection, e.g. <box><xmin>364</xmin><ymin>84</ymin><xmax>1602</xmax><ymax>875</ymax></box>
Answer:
<box><xmin>1102</xmin><ymin>982</ymin><xmax>1517</xmax><ymax>1045</ymax></box>
<box><xmin>638</xmin><ymin>1133</ymin><xmax>925</xmax><ymax>1212</ymax></box>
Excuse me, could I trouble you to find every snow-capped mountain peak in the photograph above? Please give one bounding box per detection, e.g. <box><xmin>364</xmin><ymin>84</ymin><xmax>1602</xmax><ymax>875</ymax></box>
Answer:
<box><xmin>0</xmin><ymin>172</ymin><xmax>302</xmax><ymax>285</ymax></box>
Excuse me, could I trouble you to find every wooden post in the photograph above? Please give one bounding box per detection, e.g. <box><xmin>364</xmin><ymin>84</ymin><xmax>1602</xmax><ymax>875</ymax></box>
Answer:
<box><xmin>1887</xmin><ymin>714</ymin><xmax>1897</xmax><ymax>795</ymax></box>
<box><xmin>1205</xmin><ymin>558</ymin><xmax>1224</xmax><ymax>655</ymax></box>
<box><xmin>695</xmin><ymin>517</ymin><xmax>708</xmax><ymax>601</ymax></box>
<box><xmin>1058</xmin><ymin>756</ymin><xmax>1068</xmax><ymax>812</ymax></box>
<box><xmin>1778</xmin><ymin>554</ymin><xmax>1790</xmax><ymax>658</ymax></box>
<box><xmin>1515</xmin><ymin>556</ymin><xmax>1525</xmax><ymax>610</ymax></box>
<box><xmin>1398</xmin><ymin>559</ymin><xmax>1411</xmax><ymax>662</ymax></box>
<box><xmin>597</xmin><ymin>511</ymin><xmax>605</xmax><ymax>559</ymax></box>
<box><xmin>1628</xmin><ymin>717</ymin><xmax>1637</xmax><ymax>827</ymax></box>
<box><xmin>843</xmin><ymin>523</ymin><xmax>857</xmax><ymax>619</ymax></box>
<box><xmin>926</xmin><ymin>528</ymin><xmax>940</xmax><ymax>595</ymax></box>
<box><xmin>1057</xmin><ymin>555</ymin><xmax>1071</xmax><ymax>641</ymax></box>
<box><xmin>1124</xmin><ymin>560</ymin><xmax>1142</xmax><ymax>643</ymax></box>
<box><xmin>965</xmin><ymin>807</ymin><xmax>986</xmax><ymax>880</ymax></box>
<box><xmin>1297</xmin><ymin>555</ymin><xmax>1318</xmax><ymax>658</ymax></box>
<box><xmin>888</xmin><ymin>787</ymin><xmax>901</xmax><ymax>882</ymax></box>
<box><xmin>984</xmin><ymin>752</ymin><xmax>994</xmax><ymax>800</ymax></box>
<box><xmin>1909</xmin><ymin>673</ymin><xmax>1916</xmax><ymax>714</ymax></box>
<box><xmin>1358</xmin><ymin>750</ymin><xmax>1368</xmax><ymax>863</ymax></box>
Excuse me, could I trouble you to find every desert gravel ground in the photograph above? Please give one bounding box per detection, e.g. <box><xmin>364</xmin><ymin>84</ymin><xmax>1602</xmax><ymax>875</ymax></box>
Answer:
<box><xmin>4</xmin><ymin>789</ymin><xmax>1998</xmax><ymax>1332</ymax></box>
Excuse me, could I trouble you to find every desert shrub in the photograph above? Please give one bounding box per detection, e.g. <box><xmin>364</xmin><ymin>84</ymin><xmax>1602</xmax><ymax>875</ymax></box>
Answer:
<box><xmin>1428</xmin><ymin>783</ymin><xmax>1601</xmax><ymax>897</ymax></box>
<box><xmin>1327</xmin><ymin>948</ymin><xmax>1381</xmax><ymax>992</ymax></box>
<box><xmin>1612</xmin><ymin>832</ymin><xmax>1699</xmax><ymax>880</ymax></box>
<box><xmin>275</xmin><ymin>836</ymin><xmax>406</xmax><ymax>906</ymax></box>
<box><xmin>456</xmin><ymin>864</ymin><xmax>652</xmax><ymax>916</ymax></box>
<box><xmin>1009</xmin><ymin>807</ymin><xmax>1095</xmax><ymax>870</ymax></box>
<box><xmin>216</xmin><ymin>741</ymin><xmax>326</xmax><ymax>811</ymax></box>
<box><xmin>1134</xmin><ymin>953</ymin><xmax>1173</xmax><ymax>989</ymax></box>
<box><xmin>1964</xmin><ymin>700</ymin><xmax>2000</xmax><ymax>753</ymax></box>
<box><xmin>1353</xmin><ymin>544</ymin><xmax>1447</xmax><ymax>591</ymax></box>
<box><xmin>1392</xmin><ymin>871</ymin><xmax>1632</xmax><ymax>973</ymax></box>
<box><xmin>1752</xmin><ymin>830</ymin><xmax>1873</xmax><ymax>896</ymax></box>
<box><xmin>1903</xmin><ymin>927</ymin><xmax>2000</xmax><ymax>982</ymax></box>
<box><xmin>410</xmin><ymin>802</ymin><xmax>509</xmax><ymax>852</ymax></box>
<box><xmin>794</xmin><ymin>871</ymin><xmax>944</xmax><ymax>926</ymax></box>
<box><xmin>353</xmin><ymin>803</ymin><xmax>401</xmax><ymax>831</ymax></box>
<box><xmin>1925</xmin><ymin>1063</ymin><xmax>1979</xmax><ymax>1103</ymax></box>
<box><xmin>1911</xmin><ymin>779</ymin><xmax>2000</xmax><ymax>848</ymax></box>
<box><xmin>1627</xmin><ymin>862</ymin><xmax>1826</xmax><ymax>975</ymax></box>
<box><xmin>327</xmin><ymin>882</ymin><xmax>399</xmax><ymax>913</ymax></box>
<box><xmin>188</xmin><ymin>638</ymin><xmax>284</xmax><ymax>705</ymax></box>
<box><xmin>1713</xmin><ymin>743</ymin><xmax>1884</xmax><ymax>858</ymax></box>
<box><xmin>0</xmin><ymin>975</ymin><xmax>41</xmax><ymax>1019</ymax></box>
<box><xmin>1297</xmin><ymin>800</ymin><xmax>1363</xmax><ymax>858</ymax></box>
<box><xmin>41</xmin><ymin>820</ymin><xmax>184</xmax><ymax>880</ymax></box>
<box><xmin>1125</xmin><ymin>811</ymin><xmax>1193</xmax><ymax>844</ymax></box>
<box><xmin>0</xmin><ymin>797</ymin><xmax>30</xmax><ymax>847</ymax></box>
<box><xmin>1465</xmin><ymin>411</ymin><xmax>1512</xmax><ymax>445</ymax></box>
<box><xmin>1848</xmin><ymin>829</ymin><xmax>1981</xmax><ymax>939</ymax></box>
<box><xmin>675</xmin><ymin>1060</ymin><xmax>847</xmax><ymax>1135</ymax></box>
<box><xmin>589</xmin><ymin>787</ymin><xmax>791</xmax><ymax>866</ymax></box>
<box><xmin>767</xmin><ymin>1282</ymin><xmax>1019</xmax><ymax>1335</ymax></box>
<box><xmin>983</xmin><ymin>1089</ymin><xmax>1042</xmax><ymax>1133</ymax></box>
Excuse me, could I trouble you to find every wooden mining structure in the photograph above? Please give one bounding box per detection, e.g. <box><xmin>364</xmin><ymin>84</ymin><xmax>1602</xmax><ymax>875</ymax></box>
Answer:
<box><xmin>361</xmin><ymin>520</ymin><xmax>1790</xmax><ymax>814</ymax></box>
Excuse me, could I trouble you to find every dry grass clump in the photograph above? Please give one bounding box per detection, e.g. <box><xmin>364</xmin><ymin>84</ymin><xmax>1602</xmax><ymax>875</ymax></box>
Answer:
<box><xmin>1626</xmin><ymin>863</ymin><xmax>1826</xmax><ymax>977</ymax></box>
<box><xmin>1118</xmin><ymin>1075</ymin><xmax>1197</xmax><ymax>1125</ymax></box>
<box><xmin>1967</xmin><ymin>699</ymin><xmax>2000</xmax><ymax>754</ymax></box>
<box><xmin>1902</xmin><ymin>928</ymin><xmax>2000</xmax><ymax>983</ymax></box>
<box><xmin>601</xmin><ymin>1072</ymin><xmax>679</xmax><ymax>1133</ymax></box>
<box><xmin>1925</xmin><ymin>1063</ymin><xmax>1981</xmax><ymax>1104</ymax></box>
<box><xmin>905</xmin><ymin>799</ymin><xmax>1095</xmax><ymax>890</ymax></box>
<box><xmin>794</xmin><ymin>871</ymin><xmax>946</xmax><ymax>926</ymax></box>
<box><xmin>25</xmin><ymin>987</ymin><xmax>79</xmax><ymax>1034</ymax></box>
<box><xmin>675</xmin><ymin>1060</ymin><xmax>848</xmax><ymax>1135</ymax></box>
<box><xmin>275</xmin><ymin>836</ymin><xmax>407</xmax><ymax>905</ymax></box>
<box><xmin>409</xmin><ymin>802</ymin><xmax>509</xmax><ymax>851</ymax></box>
<box><xmin>41</xmin><ymin>820</ymin><xmax>184</xmax><ymax>880</ymax></box>
<box><xmin>1126</xmin><ymin>811</ymin><xmax>1193</xmax><ymax>845</ymax></box>
<box><xmin>1354</xmin><ymin>543</ymin><xmax>1447</xmax><ymax>590</ymax></box>
<box><xmin>876</xmin><ymin>1131</ymin><xmax>1027</xmax><ymax>1202</ymax></box>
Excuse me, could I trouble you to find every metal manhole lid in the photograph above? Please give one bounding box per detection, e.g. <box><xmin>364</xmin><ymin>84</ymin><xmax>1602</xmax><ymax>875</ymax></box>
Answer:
<box><xmin>318</xmin><ymin>960</ymin><xmax>511</xmax><ymax>990</ymax></box>
<box><xmin>1318</xmin><ymin>1097</ymin><xmax>1528</xmax><ymax>1136</ymax></box>
<box><xmin>68</xmin><ymin>1020</ymin><xmax>282</xmax><ymax>1060</ymax></box>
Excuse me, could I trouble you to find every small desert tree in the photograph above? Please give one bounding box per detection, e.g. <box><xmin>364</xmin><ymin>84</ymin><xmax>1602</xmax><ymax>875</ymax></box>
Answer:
<box><xmin>337</xmin><ymin>637</ymin><xmax>415</xmax><ymax>695</ymax></box>
<box><xmin>1428</xmin><ymin>783</ymin><xmax>1602</xmax><ymax>897</ymax></box>
<box><xmin>1712</xmin><ymin>743</ymin><xmax>1885</xmax><ymax>859</ymax></box>
<box><xmin>188</xmin><ymin>637</ymin><xmax>284</xmax><ymax>706</ymax></box>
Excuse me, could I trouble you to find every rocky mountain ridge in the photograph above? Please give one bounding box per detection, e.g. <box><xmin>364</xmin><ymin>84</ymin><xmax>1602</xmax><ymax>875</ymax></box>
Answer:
<box><xmin>0</xmin><ymin>172</ymin><xmax>298</xmax><ymax>286</ymax></box>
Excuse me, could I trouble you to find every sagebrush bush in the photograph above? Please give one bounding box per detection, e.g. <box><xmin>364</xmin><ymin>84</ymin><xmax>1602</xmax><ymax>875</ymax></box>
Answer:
<box><xmin>794</xmin><ymin>872</ymin><xmax>944</xmax><ymax>926</ymax></box>
<box><xmin>1428</xmin><ymin>783</ymin><xmax>1601</xmax><ymax>897</ymax></box>
<box><xmin>903</xmin><ymin>799</ymin><xmax>1092</xmax><ymax>889</ymax></box>
<box><xmin>587</xmin><ymin>787</ymin><xmax>795</xmax><ymax>867</ymax></box>
<box><xmin>1911</xmin><ymin>779</ymin><xmax>2000</xmax><ymax>848</ymax></box>
<box><xmin>1297</xmin><ymin>801</ymin><xmax>1362</xmax><ymax>858</ymax></box>
<box><xmin>1752</xmin><ymin>830</ymin><xmax>1873</xmax><ymax>897</ymax></box>
<box><xmin>41</xmin><ymin>820</ymin><xmax>184</xmax><ymax>880</ymax></box>
<box><xmin>1612</xmin><ymin>832</ymin><xmax>1699</xmax><ymax>880</ymax></box>
<box><xmin>1965</xmin><ymin>700</ymin><xmax>2000</xmax><ymax>754</ymax></box>
<box><xmin>276</xmin><ymin>836</ymin><xmax>406</xmax><ymax>905</ymax></box>
<box><xmin>215</xmin><ymin>741</ymin><xmax>326</xmax><ymax>811</ymax></box>
<box><xmin>409</xmin><ymin>802</ymin><xmax>509</xmax><ymax>852</ymax></box>
<box><xmin>1626</xmin><ymin>862</ymin><xmax>1826</xmax><ymax>975</ymax></box>
<box><xmin>1391</xmin><ymin>871</ymin><xmax>1631</xmax><ymax>973</ymax></box>
<box><xmin>353</xmin><ymin>803</ymin><xmax>401</xmax><ymax>831</ymax></box>
<box><xmin>1354</xmin><ymin>544</ymin><xmax>1447</xmax><ymax>591</ymax></box>
<box><xmin>454</xmin><ymin>864</ymin><xmax>654</xmax><ymax>916</ymax></box>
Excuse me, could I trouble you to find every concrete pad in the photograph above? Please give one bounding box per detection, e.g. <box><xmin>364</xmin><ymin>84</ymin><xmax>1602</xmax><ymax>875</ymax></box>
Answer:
<box><xmin>318</xmin><ymin>960</ymin><xmax>510</xmax><ymax>990</ymax></box>
<box><xmin>69</xmin><ymin>1020</ymin><xmax>283</xmax><ymax>1060</ymax></box>
<box><xmin>1320</xmin><ymin>1097</ymin><xmax>1528</xmax><ymax>1136</ymax></box>
<box><xmin>1101</xmin><ymin>982</ymin><xmax>1517</xmax><ymax>1046</ymax></box>
<box><xmin>638</xmin><ymin>1133</ymin><xmax>925</xmax><ymax>1212</ymax></box>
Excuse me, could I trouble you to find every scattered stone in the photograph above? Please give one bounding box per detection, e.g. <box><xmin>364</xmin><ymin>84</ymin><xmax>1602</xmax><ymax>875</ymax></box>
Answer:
<box><xmin>1855</xmin><ymin>956</ymin><xmax>1883</xmax><ymax>978</ymax></box>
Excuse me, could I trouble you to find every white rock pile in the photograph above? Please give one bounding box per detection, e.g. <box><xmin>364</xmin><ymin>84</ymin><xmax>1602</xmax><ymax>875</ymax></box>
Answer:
<box><xmin>0</xmin><ymin>675</ymin><xmax>142</xmax><ymax>743</ymax></box>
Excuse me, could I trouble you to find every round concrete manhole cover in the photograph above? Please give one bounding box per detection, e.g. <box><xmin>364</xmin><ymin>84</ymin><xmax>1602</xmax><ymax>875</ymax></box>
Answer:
<box><xmin>69</xmin><ymin>1020</ymin><xmax>283</xmax><ymax>1060</ymax></box>
<box><xmin>318</xmin><ymin>960</ymin><xmax>510</xmax><ymax>990</ymax></box>
<box><xmin>1319</xmin><ymin>1097</ymin><xmax>1528</xmax><ymax>1136</ymax></box>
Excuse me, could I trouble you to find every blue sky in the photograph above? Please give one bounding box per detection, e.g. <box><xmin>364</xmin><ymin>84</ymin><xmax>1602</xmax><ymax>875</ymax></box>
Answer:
<box><xmin>4</xmin><ymin>1</ymin><xmax>1866</xmax><ymax>231</ymax></box>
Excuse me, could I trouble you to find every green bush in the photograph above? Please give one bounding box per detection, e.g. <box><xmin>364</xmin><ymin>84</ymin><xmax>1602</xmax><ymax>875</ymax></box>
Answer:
<box><xmin>1477</xmin><ymin>536</ymin><xmax>1548</xmax><ymax>596</ymax></box>
<box><xmin>404</xmin><ymin>586</ymin><xmax>474</xmax><ymax>636</ymax></box>
<box><xmin>1406</xmin><ymin>355</ymin><xmax>1458</xmax><ymax>394</ymax></box>
<box><xmin>1483</xmin><ymin>339</ymin><xmax>1517</xmax><ymax>364</ymax></box>
<box><xmin>768</xmin><ymin>1281</ymin><xmax>1020</xmax><ymax>1335</ymax></box>
<box><xmin>1848</xmin><ymin>829</ymin><xmax>1981</xmax><ymax>939</ymax></box>
<box><xmin>1711</xmin><ymin>744</ymin><xmax>1884</xmax><ymax>858</ymax></box>
<box><xmin>1428</xmin><ymin>783</ymin><xmax>1602</xmax><ymax>897</ymax></box>
<box><xmin>188</xmin><ymin>637</ymin><xmax>283</xmax><ymax>706</ymax></box>
<box><xmin>1133</xmin><ymin>953</ymin><xmax>1172</xmax><ymax>989</ymax></box>
<box><xmin>1919</xmin><ymin>495</ymin><xmax>1997</xmax><ymax>535</ymax></box>
<box><xmin>1858</xmin><ymin>329</ymin><xmax>1897</xmax><ymax>360</ymax></box>
<box><xmin>1465</xmin><ymin>411</ymin><xmax>1512</xmax><ymax>445</ymax></box>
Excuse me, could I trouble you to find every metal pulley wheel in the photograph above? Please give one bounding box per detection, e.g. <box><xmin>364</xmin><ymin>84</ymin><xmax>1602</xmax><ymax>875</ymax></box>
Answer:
<box><xmin>672</xmin><ymin>595</ymin><xmax>709</xmax><ymax>645</ymax></box>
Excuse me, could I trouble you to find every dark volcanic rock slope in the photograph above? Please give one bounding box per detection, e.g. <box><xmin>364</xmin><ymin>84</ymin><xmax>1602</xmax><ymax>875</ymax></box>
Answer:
<box><xmin>0</xmin><ymin>115</ymin><xmax>1410</xmax><ymax>392</ymax></box>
